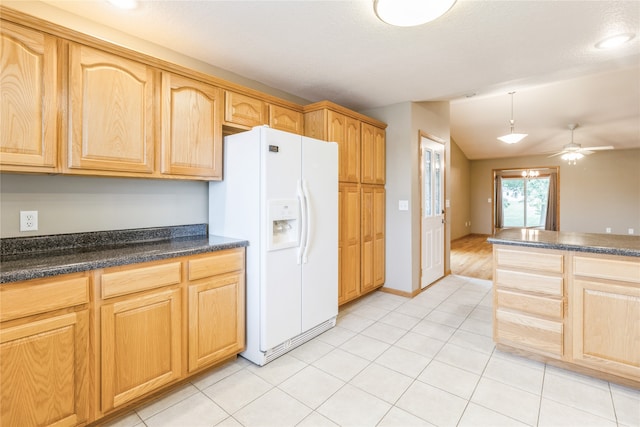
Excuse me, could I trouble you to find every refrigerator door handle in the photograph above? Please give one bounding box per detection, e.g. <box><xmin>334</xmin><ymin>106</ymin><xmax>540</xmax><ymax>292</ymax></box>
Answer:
<box><xmin>297</xmin><ymin>179</ymin><xmax>308</xmax><ymax>265</ymax></box>
<box><xmin>301</xmin><ymin>179</ymin><xmax>312</xmax><ymax>263</ymax></box>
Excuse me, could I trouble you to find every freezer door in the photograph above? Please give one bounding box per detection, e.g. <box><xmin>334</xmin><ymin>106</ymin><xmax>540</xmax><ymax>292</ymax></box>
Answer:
<box><xmin>260</xmin><ymin>128</ymin><xmax>303</xmax><ymax>351</ymax></box>
<box><xmin>300</xmin><ymin>137</ymin><xmax>339</xmax><ymax>331</ymax></box>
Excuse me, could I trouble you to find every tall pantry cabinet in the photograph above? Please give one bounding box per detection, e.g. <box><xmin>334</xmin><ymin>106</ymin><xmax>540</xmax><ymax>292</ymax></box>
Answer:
<box><xmin>304</xmin><ymin>101</ymin><xmax>386</xmax><ymax>305</ymax></box>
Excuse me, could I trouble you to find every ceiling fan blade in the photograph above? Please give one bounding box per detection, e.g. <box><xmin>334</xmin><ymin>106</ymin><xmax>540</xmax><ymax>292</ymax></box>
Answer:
<box><xmin>585</xmin><ymin>145</ymin><xmax>614</xmax><ymax>151</ymax></box>
<box><xmin>581</xmin><ymin>150</ymin><xmax>595</xmax><ymax>155</ymax></box>
<box><xmin>547</xmin><ymin>152</ymin><xmax>566</xmax><ymax>158</ymax></box>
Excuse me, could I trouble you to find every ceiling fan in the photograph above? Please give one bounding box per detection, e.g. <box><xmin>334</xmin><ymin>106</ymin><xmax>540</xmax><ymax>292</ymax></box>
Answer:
<box><xmin>548</xmin><ymin>123</ymin><xmax>614</xmax><ymax>164</ymax></box>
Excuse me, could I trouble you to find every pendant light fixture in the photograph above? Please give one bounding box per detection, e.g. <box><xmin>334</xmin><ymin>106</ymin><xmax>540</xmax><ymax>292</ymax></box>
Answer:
<box><xmin>374</xmin><ymin>0</ymin><xmax>457</xmax><ymax>27</ymax></box>
<box><xmin>497</xmin><ymin>92</ymin><xmax>528</xmax><ymax>144</ymax></box>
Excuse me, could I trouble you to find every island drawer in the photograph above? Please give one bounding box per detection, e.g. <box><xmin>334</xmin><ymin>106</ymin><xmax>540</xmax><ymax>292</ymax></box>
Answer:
<box><xmin>495</xmin><ymin>308</ymin><xmax>563</xmax><ymax>357</ymax></box>
<box><xmin>188</xmin><ymin>248</ymin><xmax>244</xmax><ymax>281</ymax></box>
<box><xmin>101</xmin><ymin>261</ymin><xmax>182</xmax><ymax>299</ymax></box>
<box><xmin>495</xmin><ymin>268</ymin><xmax>563</xmax><ymax>296</ymax></box>
<box><xmin>573</xmin><ymin>255</ymin><xmax>640</xmax><ymax>284</ymax></box>
<box><xmin>496</xmin><ymin>289</ymin><xmax>563</xmax><ymax>319</ymax></box>
<box><xmin>495</xmin><ymin>247</ymin><xmax>564</xmax><ymax>273</ymax></box>
<box><xmin>0</xmin><ymin>274</ymin><xmax>89</xmax><ymax>322</ymax></box>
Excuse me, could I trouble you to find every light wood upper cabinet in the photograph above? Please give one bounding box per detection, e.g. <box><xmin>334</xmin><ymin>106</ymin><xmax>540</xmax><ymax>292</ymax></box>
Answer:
<box><xmin>0</xmin><ymin>22</ymin><xmax>58</xmax><ymax>171</ymax></box>
<box><xmin>161</xmin><ymin>72</ymin><xmax>223</xmax><ymax>179</ymax></box>
<box><xmin>67</xmin><ymin>43</ymin><xmax>155</xmax><ymax>175</ymax></box>
<box><xmin>224</xmin><ymin>90</ymin><xmax>267</xmax><ymax>129</ymax></box>
<box><xmin>328</xmin><ymin>111</ymin><xmax>360</xmax><ymax>183</ymax></box>
<box><xmin>361</xmin><ymin>123</ymin><xmax>386</xmax><ymax>185</ymax></box>
<box><xmin>269</xmin><ymin>104</ymin><xmax>303</xmax><ymax>135</ymax></box>
<box><xmin>0</xmin><ymin>273</ymin><xmax>90</xmax><ymax>427</ymax></box>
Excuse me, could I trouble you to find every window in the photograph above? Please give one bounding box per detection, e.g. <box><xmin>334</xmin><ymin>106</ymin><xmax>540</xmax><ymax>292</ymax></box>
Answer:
<box><xmin>501</xmin><ymin>176</ymin><xmax>550</xmax><ymax>228</ymax></box>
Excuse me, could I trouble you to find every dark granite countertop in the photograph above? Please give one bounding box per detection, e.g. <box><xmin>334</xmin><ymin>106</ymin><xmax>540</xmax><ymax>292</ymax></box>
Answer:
<box><xmin>0</xmin><ymin>224</ymin><xmax>248</xmax><ymax>284</ymax></box>
<box><xmin>487</xmin><ymin>228</ymin><xmax>640</xmax><ymax>257</ymax></box>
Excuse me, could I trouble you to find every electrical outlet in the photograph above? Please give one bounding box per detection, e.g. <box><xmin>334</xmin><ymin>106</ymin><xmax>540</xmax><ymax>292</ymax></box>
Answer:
<box><xmin>605</xmin><ymin>227</ymin><xmax>612</xmax><ymax>234</ymax></box>
<box><xmin>629</xmin><ymin>228</ymin><xmax>635</xmax><ymax>235</ymax></box>
<box><xmin>20</xmin><ymin>210</ymin><xmax>38</xmax><ymax>231</ymax></box>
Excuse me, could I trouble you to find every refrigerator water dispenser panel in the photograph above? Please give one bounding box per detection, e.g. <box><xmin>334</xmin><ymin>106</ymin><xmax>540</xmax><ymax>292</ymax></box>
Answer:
<box><xmin>268</xmin><ymin>199</ymin><xmax>299</xmax><ymax>251</ymax></box>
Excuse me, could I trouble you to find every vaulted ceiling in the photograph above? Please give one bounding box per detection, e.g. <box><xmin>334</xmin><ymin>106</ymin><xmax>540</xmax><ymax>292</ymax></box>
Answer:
<box><xmin>22</xmin><ymin>0</ymin><xmax>640</xmax><ymax>159</ymax></box>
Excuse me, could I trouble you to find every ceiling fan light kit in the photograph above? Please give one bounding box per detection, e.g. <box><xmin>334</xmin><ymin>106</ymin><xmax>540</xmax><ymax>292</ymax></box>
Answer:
<box><xmin>373</xmin><ymin>0</ymin><xmax>457</xmax><ymax>27</ymax></box>
<box><xmin>497</xmin><ymin>92</ymin><xmax>527</xmax><ymax>144</ymax></box>
<box><xmin>595</xmin><ymin>33</ymin><xmax>636</xmax><ymax>49</ymax></box>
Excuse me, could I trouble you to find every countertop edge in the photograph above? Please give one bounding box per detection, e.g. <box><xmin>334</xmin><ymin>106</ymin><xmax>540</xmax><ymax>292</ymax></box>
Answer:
<box><xmin>0</xmin><ymin>239</ymin><xmax>249</xmax><ymax>284</ymax></box>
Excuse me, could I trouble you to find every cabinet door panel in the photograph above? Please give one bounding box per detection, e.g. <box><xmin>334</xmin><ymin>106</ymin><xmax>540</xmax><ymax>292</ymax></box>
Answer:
<box><xmin>161</xmin><ymin>72</ymin><xmax>222</xmax><ymax>178</ymax></box>
<box><xmin>1</xmin><ymin>22</ymin><xmax>57</xmax><ymax>170</ymax></box>
<box><xmin>373</xmin><ymin>126</ymin><xmax>385</xmax><ymax>185</ymax></box>
<box><xmin>339</xmin><ymin>183</ymin><xmax>360</xmax><ymax>304</ymax></box>
<box><xmin>68</xmin><ymin>44</ymin><xmax>154</xmax><ymax>174</ymax></box>
<box><xmin>573</xmin><ymin>279</ymin><xmax>640</xmax><ymax>380</ymax></box>
<box><xmin>373</xmin><ymin>186</ymin><xmax>385</xmax><ymax>286</ymax></box>
<box><xmin>224</xmin><ymin>90</ymin><xmax>266</xmax><ymax>128</ymax></box>
<box><xmin>361</xmin><ymin>186</ymin><xmax>374</xmax><ymax>292</ymax></box>
<box><xmin>188</xmin><ymin>273</ymin><xmax>245</xmax><ymax>372</ymax></box>
<box><xmin>269</xmin><ymin>104</ymin><xmax>303</xmax><ymax>135</ymax></box>
<box><xmin>101</xmin><ymin>288</ymin><xmax>181</xmax><ymax>411</ymax></box>
<box><xmin>1</xmin><ymin>311</ymin><xmax>89</xmax><ymax>427</ymax></box>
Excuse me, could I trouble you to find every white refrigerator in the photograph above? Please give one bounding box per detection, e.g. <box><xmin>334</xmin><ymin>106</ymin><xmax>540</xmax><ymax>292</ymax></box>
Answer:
<box><xmin>209</xmin><ymin>126</ymin><xmax>338</xmax><ymax>365</ymax></box>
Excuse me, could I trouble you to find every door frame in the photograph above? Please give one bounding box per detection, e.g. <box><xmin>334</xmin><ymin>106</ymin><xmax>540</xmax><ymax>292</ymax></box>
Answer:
<box><xmin>419</xmin><ymin>130</ymin><xmax>447</xmax><ymax>289</ymax></box>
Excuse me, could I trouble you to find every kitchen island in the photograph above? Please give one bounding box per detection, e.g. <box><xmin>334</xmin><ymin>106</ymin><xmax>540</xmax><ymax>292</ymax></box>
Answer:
<box><xmin>0</xmin><ymin>225</ymin><xmax>248</xmax><ymax>426</ymax></box>
<box><xmin>488</xmin><ymin>228</ymin><xmax>639</xmax><ymax>388</ymax></box>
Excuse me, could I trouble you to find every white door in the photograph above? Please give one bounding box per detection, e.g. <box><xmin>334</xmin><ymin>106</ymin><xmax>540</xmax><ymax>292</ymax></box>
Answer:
<box><xmin>300</xmin><ymin>137</ymin><xmax>339</xmax><ymax>331</ymax></box>
<box><xmin>420</xmin><ymin>135</ymin><xmax>445</xmax><ymax>288</ymax></box>
<box><xmin>260</xmin><ymin>128</ymin><xmax>303</xmax><ymax>350</ymax></box>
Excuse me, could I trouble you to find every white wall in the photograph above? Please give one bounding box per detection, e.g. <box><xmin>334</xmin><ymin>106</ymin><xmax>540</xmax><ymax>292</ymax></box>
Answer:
<box><xmin>0</xmin><ymin>174</ymin><xmax>208</xmax><ymax>237</ymax></box>
<box><xmin>470</xmin><ymin>148</ymin><xmax>640</xmax><ymax>235</ymax></box>
<box><xmin>362</xmin><ymin>101</ymin><xmax>450</xmax><ymax>295</ymax></box>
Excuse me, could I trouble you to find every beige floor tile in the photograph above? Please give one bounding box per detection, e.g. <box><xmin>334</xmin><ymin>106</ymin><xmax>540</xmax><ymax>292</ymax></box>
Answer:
<box><xmin>366</xmin><ymin>293</ymin><xmax>408</xmax><ymax>311</ymax></box>
<box><xmin>610</xmin><ymin>383</ymin><xmax>640</xmax><ymax>427</ymax></box>
<box><xmin>538</xmin><ymin>398</ymin><xmax>617</xmax><ymax>427</ymax></box>
<box><xmin>458</xmin><ymin>402</ymin><xmax>529</xmax><ymax>427</ymax></box>
<box><xmin>375</xmin><ymin>346</ymin><xmax>431</xmax><ymax>378</ymax></box>
<box><xmin>318</xmin><ymin>384</ymin><xmax>391</xmax><ymax>427</ymax></box>
<box><xmin>100</xmin><ymin>411</ymin><xmax>143</xmax><ymax>427</ymax></box>
<box><xmin>396</xmin><ymin>381</ymin><xmax>468</xmax><ymax>426</ymax></box>
<box><xmin>245</xmin><ymin>354</ymin><xmax>307</xmax><ymax>385</ymax></box>
<box><xmin>448</xmin><ymin>328</ymin><xmax>495</xmax><ymax>355</ymax></box>
<box><xmin>458</xmin><ymin>316</ymin><xmax>493</xmax><ymax>337</ymax></box>
<box><xmin>350</xmin><ymin>363</ymin><xmax>414</xmax><ymax>404</ymax></box>
<box><xmin>287</xmin><ymin>338</ymin><xmax>334</xmax><ymax>364</ymax></box>
<box><xmin>425</xmin><ymin>309</ymin><xmax>468</xmax><ymax>328</ymax></box>
<box><xmin>340</xmin><ymin>333</ymin><xmax>390</xmax><ymax>361</ymax></box>
<box><xmin>542</xmin><ymin>370</ymin><xmax>616</xmax><ymax>421</ymax></box>
<box><xmin>483</xmin><ymin>354</ymin><xmax>544</xmax><ymax>395</ymax></box>
<box><xmin>433</xmin><ymin>301</ymin><xmax>475</xmax><ymax>317</ymax></box>
<box><xmin>418</xmin><ymin>359</ymin><xmax>480</xmax><ymax>400</ymax></box>
<box><xmin>411</xmin><ymin>318</ymin><xmax>457</xmax><ymax>342</ymax></box>
<box><xmin>393</xmin><ymin>331</ymin><xmax>445</xmax><ymax>358</ymax></box>
<box><xmin>192</xmin><ymin>357</ymin><xmax>251</xmax><ymax>391</ymax></box>
<box><xmin>360</xmin><ymin>321</ymin><xmax>407</xmax><ymax>344</ymax></box>
<box><xmin>393</xmin><ymin>300</ymin><xmax>435</xmax><ymax>319</ymax></box>
<box><xmin>144</xmin><ymin>392</ymin><xmax>228</xmax><ymax>427</ymax></box>
<box><xmin>233</xmin><ymin>388</ymin><xmax>311</xmax><ymax>427</ymax></box>
<box><xmin>296</xmin><ymin>411</ymin><xmax>339</xmax><ymax>427</ymax></box>
<box><xmin>336</xmin><ymin>312</ymin><xmax>376</xmax><ymax>332</ymax></box>
<box><xmin>216</xmin><ymin>416</ymin><xmax>243</xmax><ymax>426</ymax></box>
<box><xmin>202</xmin><ymin>369</ymin><xmax>272</xmax><ymax>414</ymax></box>
<box><xmin>312</xmin><ymin>347</ymin><xmax>370</xmax><ymax>381</ymax></box>
<box><xmin>348</xmin><ymin>303</ymin><xmax>390</xmax><ymax>321</ymax></box>
<box><xmin>279</xmin><ymin>365</ymin><xmax>344</xmax><ymax>409</ymax></box>
<box><xmin>377</xmin><ymin>407</ymin><xmax>436</xmax><ymax>426</ymax></box>
<box><xmin>136</xmin><ymin>383</ymin><xmax>200</xmax><ymax>420</ymax></box>
<box><xmin>315</xmin><ymin>325</ymin><xmax>356</xmax><ymax>346</ymax></box>
<box><xmin>434</xmin><ymin>342</ymin><xmax>491</xmax><ymax>375</ymax></box>
<box><xmin>378</xmin><ymin>311</ymin><xmax>421</xmax><ymax>330</ymax></box>
<box><xmin>470</xmin><ymin>377</ymin><xmax>540</xmax><ymax>426</ymax></box>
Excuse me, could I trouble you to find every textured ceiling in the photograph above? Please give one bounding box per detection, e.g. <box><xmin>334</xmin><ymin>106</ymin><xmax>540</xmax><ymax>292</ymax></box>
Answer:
<box><xmin>25</xmin><ymin>0</ymin><xmax>640</xmax><ymax>159</ymax></box>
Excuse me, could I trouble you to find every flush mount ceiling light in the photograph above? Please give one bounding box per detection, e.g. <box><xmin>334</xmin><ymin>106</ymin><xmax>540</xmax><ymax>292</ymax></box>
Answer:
<box><xmin>374</xmin><ymin>0</ymin><xmax>457</xmax><ymax>27</ymax></box>
<box><xmin>595</xmin><ymin>33</ymin><xmax>635</xmax><ymax>49</ymax></box>
<box><xmin>106</xmin><ymin>0</ymin><xmax>138</xmax><ymax>9</ymax></box>
<box><xmin>497</xmin><ymin>92</ymin><xmax>528</xmax><ymax>144</ymax></box>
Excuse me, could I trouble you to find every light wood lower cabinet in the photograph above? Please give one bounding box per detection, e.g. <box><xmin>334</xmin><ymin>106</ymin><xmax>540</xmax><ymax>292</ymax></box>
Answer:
<box><xmin>100</xmin><ymin>287</ymin><xmax>182</xmax><ymax>412</ymax></box>
<box><xmin>0</xmin><ymin>274</ymin><xmax>90</xmax><ymax>427</ymax></box>
<box><xmin>493</xmin><ymin>245</ymin><xmax>566</xmax><ymax>359</ymax></box>
<box><xmin>339</xmin><ymin>183</ymin><xmax>361</xmax><ymax>304</ymax></box>
<box><xmin>361</xmin><ymin>185</ymin><xmax>385</xmax><ymax>294</ymax></box>
<box><xmin>571</xmin><ymin>254</ymin><xmax>640</xmax><ymax>382</ymax></box>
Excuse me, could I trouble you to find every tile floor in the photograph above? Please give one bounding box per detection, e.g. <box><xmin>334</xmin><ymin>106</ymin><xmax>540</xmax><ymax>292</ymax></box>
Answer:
<box><xmin>104</xmin><ymin>275</ymin><xmax>639</xmax><ymax>427</ymax></box>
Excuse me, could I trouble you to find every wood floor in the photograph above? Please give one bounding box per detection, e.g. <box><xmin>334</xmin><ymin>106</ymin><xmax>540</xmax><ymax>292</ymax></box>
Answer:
<box><xmin>450</xmin><ymin>234</ymin><xmax>493</xmax><ymax>280</ymax></box>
